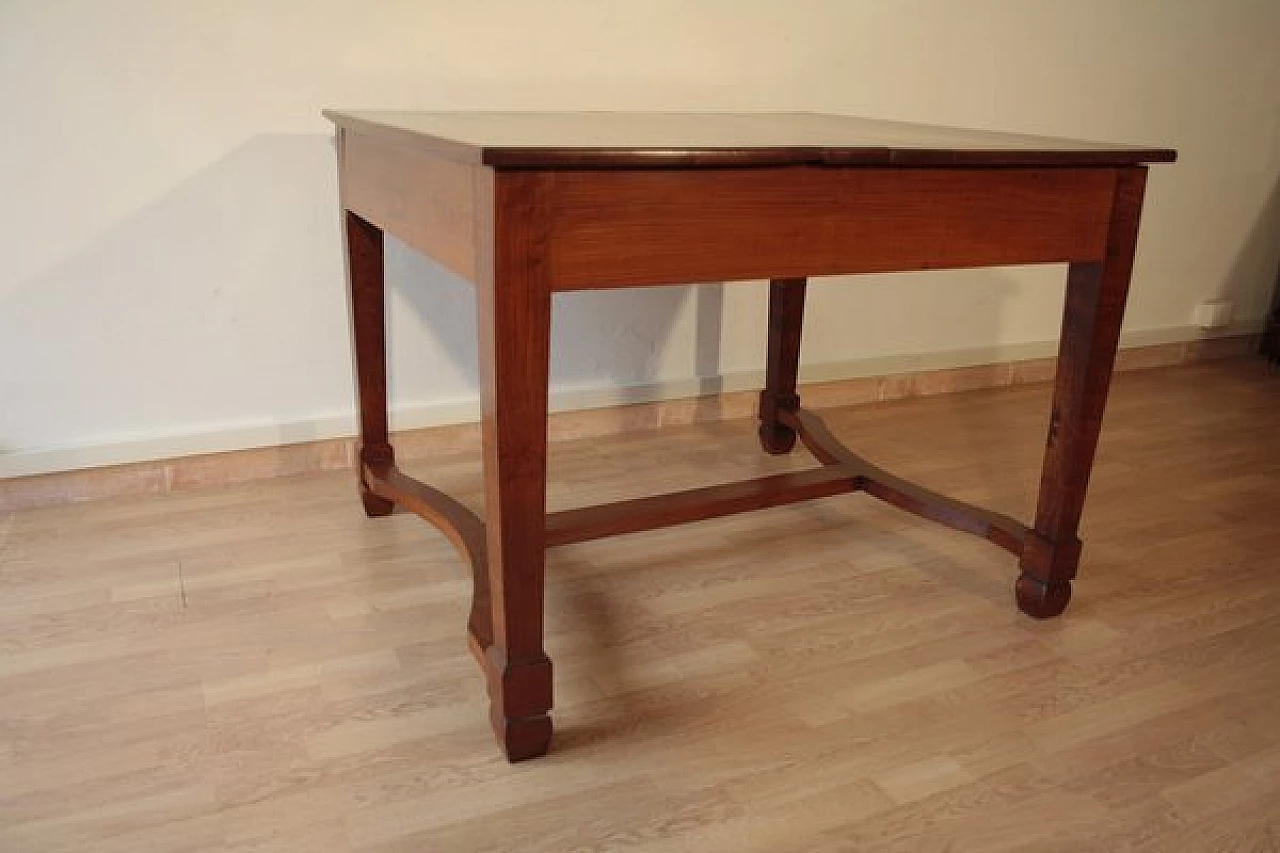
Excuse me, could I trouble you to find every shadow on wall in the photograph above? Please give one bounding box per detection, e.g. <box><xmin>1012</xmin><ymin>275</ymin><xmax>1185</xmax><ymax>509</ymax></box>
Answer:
<box><xmin>0</xmin><ymin>131</ymin><xmax>719</xmax><ymax>459</ymax></box>
<box><xmin>5</xmin><ymin>126</ymin><xmax>1139</xmax><ymax>466</ymax></box>
<box><xmin>1262</xmin><ymin>182</ymin><xmax>1280</xmax><ymax>361</ymax></box>
<box><xmin>1220</xmin><ymin>174</ymin><xmax>1280</xmax><ymax>329</ymax></box>
<box><xmin>1</xmin><ymin>134</ymin><xmax>369</xmax><ymax>457</ymax></box>
<box><xmin>386</xmin><ymin>242</ymin><xmax>713</xmax><ymax>425</ymax></box>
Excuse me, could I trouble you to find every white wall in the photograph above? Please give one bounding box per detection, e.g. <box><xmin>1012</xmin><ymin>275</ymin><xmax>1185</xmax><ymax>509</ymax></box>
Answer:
<box><xmin>2</xmin><ymin>0</ymin><xmax>1278</xmax><ymax>476</ymax></box>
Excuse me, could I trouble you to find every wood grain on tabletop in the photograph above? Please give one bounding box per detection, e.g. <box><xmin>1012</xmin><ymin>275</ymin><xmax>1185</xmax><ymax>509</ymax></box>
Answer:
<box><xmin>323</xmin><ymin>110</ymin><xmax>1177</xmax><ymax>169</ymax></box>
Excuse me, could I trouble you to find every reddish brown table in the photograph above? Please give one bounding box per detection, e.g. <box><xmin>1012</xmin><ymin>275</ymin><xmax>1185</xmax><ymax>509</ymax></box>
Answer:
<box><xmin>323</xmin><ymin>111</ymin><xmax>1175</xmax><ymax>761</ymax></box>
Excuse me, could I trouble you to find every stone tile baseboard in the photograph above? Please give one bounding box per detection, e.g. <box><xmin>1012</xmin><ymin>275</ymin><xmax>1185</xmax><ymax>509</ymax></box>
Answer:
<box><xmin>0</xmin><ymin>334</ymin><xmax>1260</xmax><ymax>512</ymax></box>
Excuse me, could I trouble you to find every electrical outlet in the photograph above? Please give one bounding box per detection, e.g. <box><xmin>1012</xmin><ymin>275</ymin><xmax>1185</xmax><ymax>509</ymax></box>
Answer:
<box><xmin>1192</xmin><ymin>300</ymin><xmax>1234</xmax><ymax>330</ymax></box>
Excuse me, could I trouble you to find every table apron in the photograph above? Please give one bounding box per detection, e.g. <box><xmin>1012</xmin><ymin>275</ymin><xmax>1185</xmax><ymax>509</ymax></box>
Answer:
<box><xmin>540</xmin><ymin>166</ymin><xmax>1117</xmax><ymax>290</ymax></box>
<box><xmin>338</xmin><ymin>128</ymin><xmax>1122</xmax><ymax>292</ymax></box>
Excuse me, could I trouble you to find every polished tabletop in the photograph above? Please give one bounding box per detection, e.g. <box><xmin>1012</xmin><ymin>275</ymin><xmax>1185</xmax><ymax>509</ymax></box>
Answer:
<box><xmin>323</xmin><ymin>110</ymin><xmax>1176</xmax><ymax>169</ymax></box>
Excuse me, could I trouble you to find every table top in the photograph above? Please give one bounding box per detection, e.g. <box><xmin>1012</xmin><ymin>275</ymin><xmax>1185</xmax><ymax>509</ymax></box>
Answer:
<box><xmin>323</xmin><ymin>110</ymin><xmax>1176</xmax><ymax>169</ymax></box>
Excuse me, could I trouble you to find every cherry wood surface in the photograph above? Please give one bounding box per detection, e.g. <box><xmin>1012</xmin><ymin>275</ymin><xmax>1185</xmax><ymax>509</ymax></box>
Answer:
<box><xmin>545</xmin><ymin>467</ymin><xmax>860</xmax><ymax>547</ymax></box>
<box><xmin>758</xmin><ymin>278</ymin><xmax>807</xmax><ymax>455</ymax></box>
<box><xmin>783</xmin><ymin>409</ymin><xmax>1030</xmax><ymax>556</ymax></box>
<box><xmin>324</xmin><ymin>110</ymin><xmax>1176</xmax><ymax>169</ymax></box>
<box><xmin>329</xmin><ymin>110</ymin><xmax>1175</xmax><ymax>761</ymax></box>
<box><xmin>1015</xmin><ymin>169</ymin><xmax>1150</xmax><ymax>618</ymax></box>
<box><xmin>546</xmin><ymin>167</ymin><xmax>1120</xmax><ymax>289</ymax></box>
<box><xmin>339</xmin><ymin>130</ymin><xmax>483</xmax><ymax>283</ymax></box>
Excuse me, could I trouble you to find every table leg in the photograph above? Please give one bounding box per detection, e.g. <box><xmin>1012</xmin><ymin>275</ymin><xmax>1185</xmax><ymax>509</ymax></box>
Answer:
<box><xmin>758</xmin><ymin>277</ymin><xmax>808</xmax><ymax>454</ymax></box>
<box><xmin>475</xmin><ymin>174</ymin><xmax>554</xmax><ymax>761</ymax></box>
<box><xmin>344</xmin><ymin>210</ymin><xmax>395</xmax><ymax>517</ymax></box>
<box><xmin>1018</xmin><ymin>168</ymin><xmax>1148</xmax><ymax>618</ymax></box>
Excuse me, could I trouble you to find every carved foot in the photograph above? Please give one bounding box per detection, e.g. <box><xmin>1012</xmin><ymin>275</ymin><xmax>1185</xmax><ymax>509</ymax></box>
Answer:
<box><xmin>470</xmin><ymin>643</ymin><xmax>553</xmax><ymax>761</ymax></box>
<box><xmin>359</xmin><ymin>481</ymin><xmax>395</xmax><ymax>517</ymax></box>
<box><xmin>758</xmin><ymin>421</ymin><xmax>798</xmax><ymax>455</ymax></box>
<box><xmin>1015</xmin><ymin>573</ymin><xmax>1072</xmax><ymax>619</ymax></box>
<box><xmin>490</xmin><ymin>707</ymin><xmax>553</xmax><ymax>762</ymax></box>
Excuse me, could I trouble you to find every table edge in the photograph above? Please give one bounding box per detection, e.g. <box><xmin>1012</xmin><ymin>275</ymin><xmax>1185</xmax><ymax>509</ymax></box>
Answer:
<box><xmin>322</xmin><ymin>110</ymin><xmax>1177</xmax><ymax>169</ymax></box>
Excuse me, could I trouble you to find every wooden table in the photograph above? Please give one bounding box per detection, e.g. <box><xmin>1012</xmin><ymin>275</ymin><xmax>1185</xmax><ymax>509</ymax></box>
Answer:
<box><xmin>323</xmin><ymin>111</ymin><xmax>1175</xmax><ymax>761</ymax></box>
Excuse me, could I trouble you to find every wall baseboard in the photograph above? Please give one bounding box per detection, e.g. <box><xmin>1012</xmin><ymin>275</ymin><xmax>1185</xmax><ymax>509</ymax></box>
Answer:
<box><xmin>0</xmin><ymin>330</ymin><xmax>1260</xmax><ymax>512</ymax></box>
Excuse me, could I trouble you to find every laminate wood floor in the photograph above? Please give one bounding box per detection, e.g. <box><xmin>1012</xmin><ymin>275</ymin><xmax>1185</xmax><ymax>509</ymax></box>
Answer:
<box><xmin>2</xmin><ymin>359</ymin><xmax>1277</xmax><ymax>852</ymax></box>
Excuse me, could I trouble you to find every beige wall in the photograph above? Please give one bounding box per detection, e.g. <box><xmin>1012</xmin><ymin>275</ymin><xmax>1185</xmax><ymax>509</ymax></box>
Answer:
<box><xmin>2</xmin><ymin>0</ymin><xmax>1278</xmax><ymax>476</ymax></box>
